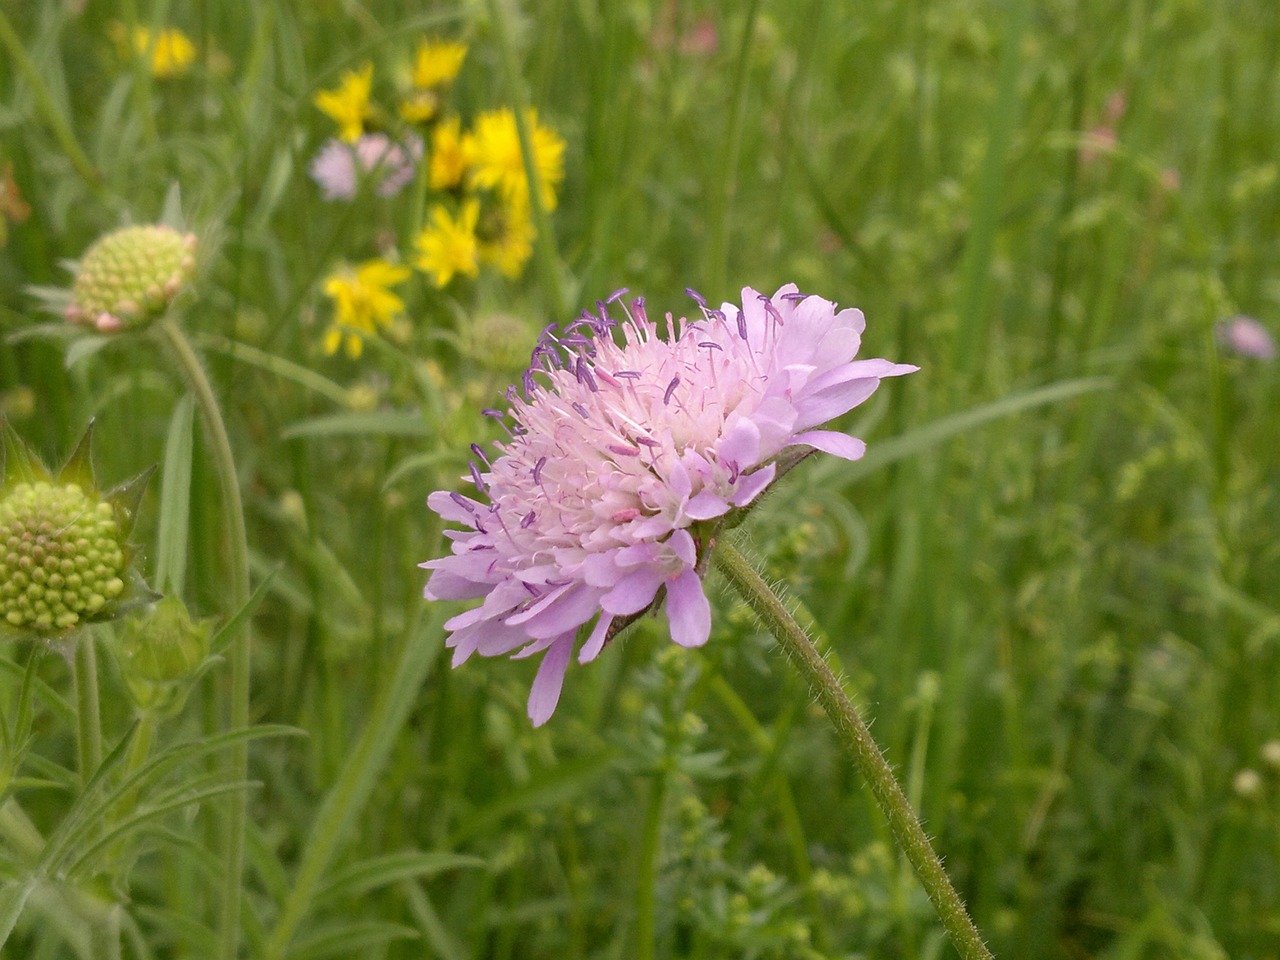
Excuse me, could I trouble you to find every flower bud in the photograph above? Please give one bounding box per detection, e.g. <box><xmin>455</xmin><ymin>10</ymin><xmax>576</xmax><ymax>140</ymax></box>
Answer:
<box><xmin>64</xmin><ymin>224</ymin><xmax>197</xmax><ymax>333</ymax></box>
<box><xmin>0</xmin><ymin>420</ymin><xmax>153</xmax><ymax>640</ymax></box>
<box><xmin>116</xmin><ymin>597</ymin><xmax>210</xmax><ymax>714</ymax></box>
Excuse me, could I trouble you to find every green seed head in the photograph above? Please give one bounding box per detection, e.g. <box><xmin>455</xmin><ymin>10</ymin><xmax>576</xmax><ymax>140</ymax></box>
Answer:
<box><xmin>0</xmin><ymin>481</ymin><xmax>126</xmax><ymax>633</ymax></box>
<box><xmin>65</xmin><ymin>224</ymin><xmax>197</xmax><ymax>333</ymax></box>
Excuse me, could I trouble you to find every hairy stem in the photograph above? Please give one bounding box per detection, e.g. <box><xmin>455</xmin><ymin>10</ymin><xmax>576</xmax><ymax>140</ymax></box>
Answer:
<box><xmin>72</xmin><ymin>632</ymin><xmax>103</xmax><ymax>784</ymax></box>
<box><xmin>713</xmin><ymin>539</ymin><xmax>993</xmax><ymax>960</ymax></box>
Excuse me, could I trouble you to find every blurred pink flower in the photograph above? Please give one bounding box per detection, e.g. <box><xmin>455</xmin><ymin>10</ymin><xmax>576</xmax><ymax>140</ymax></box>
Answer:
<box><xmin>1216</xmin><ymin>315</ymin><xmax>1276</xmax><ymax>361</ymax></box>
<box><xmin>421</xmin><ymin>284</ymin><xmax>917</xmax><ymax>725</ymax></box>
<box><xmin>309</xmin><ymin>133</ymin><xmax>423</xmax><ymax>201</ymax></box>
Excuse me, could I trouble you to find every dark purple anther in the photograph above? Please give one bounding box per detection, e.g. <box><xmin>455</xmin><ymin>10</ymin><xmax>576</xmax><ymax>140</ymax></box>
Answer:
<box><xmin>606</xmin><ymin>287</ymin><xmax>630</xmax><ymax>303</ymax></box>
<box><xmin>469</xmin><ymin>461</ymin><xmax>487</xmax><ymax>492</ymax></box>
<box><xmin>576</xmin><ymin>359</ymin><xmax>598</xmax><ymax>392</ymax></box>
<box><xmin>759</xmin><ymin>294</ymin><xmax>783</xmax><ymax>325</ymax></box>
<box><xmin>614</xmin><ymin>370</ymin><xmax>642</xmax><ymax>379</ymax></box>
<box><xmin>449</xmin><ymin>492</ymin><xmax>476</xmax><ymax>513</ymax></box>
<box><xmin>698</xmin><ymin>341</ymin><xmax>723</xmax><ymax>351</ymax></box>
<box><xmin>728</xmin><ymin>460</ymin><xmax>740</xmax><ymax>483</ymax></box>
<box><xmin>685</xmin><ymin>287</ymin><xmax>707</xmax><ymax>307</ymax></box>
<box><xmin>781</xmin><ymin>291</ymin><xmax>806</xmax><ymax>301</ymax></box>
<box><xmin>532</xmin><ymin>456</ymin><xmax>547</xmax><ymax>483</ymax></box>
<box><xmin>664</xmin><ymin>376</ymin><xmax>680</xmax><ymax>405</ymax></box>
<box><xmin>572</xmin><ymin>402</ymin><xmax>590</xmax><ymax>418</ymax></box>
<box><xmin>636</xmin><ymin>436</ymin><xmax>661</xmax><ymax>448</ymax></box>
<box><xmin>608</xmin><ymin>444</ymin><xmax>640</xmax><ymax>457</ymax></box>
<box><xmin>482</xmin><ymin>408</ymin><xmax>505</xmax><ymax>420</ymax></box>
<box><xmin>522</xmin><ymin>371</ymin><xmax>537</xmax><ymax>397</ymax></box>
<box><xmin>470</xmin><ymin>443</ymin><xmax>490</xmax><ymax>465</ymax></box>
<box><xmin>736</xmin><ymin>312</ymin><xmax>748</xmax><ymax>339</ymax></box>
<box><xmin>521</xmin><ymin>511</ymin><xmax>536</xmax><ymax>528</ymax></box>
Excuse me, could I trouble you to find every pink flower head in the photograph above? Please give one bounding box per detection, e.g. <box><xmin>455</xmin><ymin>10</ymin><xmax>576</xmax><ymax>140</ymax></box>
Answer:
<box><xmin>421</xmin><ymin>284</ymin><xmax>917</xmax><ymax>725</ymax></box>
<box><xmin>309</xmin><ymin>133</ymin><xmax>423</xmax><ymax>201</ymax></box>
<box><xmin>1216</xmin><ymin>315</ymin><xmax>1276</xmax><ymax>361</ymax></box>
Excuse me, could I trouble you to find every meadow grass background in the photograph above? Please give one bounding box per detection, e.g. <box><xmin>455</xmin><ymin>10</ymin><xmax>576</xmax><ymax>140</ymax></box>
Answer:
<box><xmin>2</xmin><ymin>0</ymin><xmax>1280</xmax><ymax>957</ymax></box>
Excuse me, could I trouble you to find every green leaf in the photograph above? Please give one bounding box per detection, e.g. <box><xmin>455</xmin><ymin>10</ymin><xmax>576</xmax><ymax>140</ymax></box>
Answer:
<box><xmin>289</xmin><ymin>920</ymin><xmax>419</xmax><ymax>960</ymax></box>
<box><xmin>155</xmin><ymin>395</ymin><xmax>195</xmax><ymax>596</ymax></box>
<box><xmin>209</xmin><ymin>566</ymin><xmax>278</xmax><ymax>657</ymax></box>
<box><xmin>805</xmin><ymin>376</ymin><xmax>1113</xmax><ymax>490</ymax></box>
<box><xmin>316</xmin><ymin>851</ymin><xmax>487</xmax><ymax>905</ymax></box>
<box><xmin>281</xmin><ymin>411</ymin><xmax>431</xmax><ymax>441</ymax></box>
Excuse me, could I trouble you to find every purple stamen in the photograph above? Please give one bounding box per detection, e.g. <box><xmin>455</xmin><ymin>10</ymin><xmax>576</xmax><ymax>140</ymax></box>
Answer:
<box><xmin>636</xmin><ymin>436</ymin><xmax>661</xmax><ymax>448</ymax></box>
<box><xmin>685</xmin><ymin>287</ymin><xmax>706</xmax><ymax>307</ymax></box>
<box><xmin>608</xmin><ymin>444</ymin><xmax>640</xmax><ymax>457</ymax></box>
<box><xmin>470</xmin><ymin>443</ymin><xmax>490</xmax><ymax>465</ymax></box>
<box><xmin>532</xmin><ymin>456</ymin><xmax>547</xmax><ymax>484</ymax></box>
<box><xmin>449</xmin><ymin>492</ymin><xmax>476</xmax><ymax>513</ymax></box>
<box><xmin>736</xmin><ymin>313</ymin><xmax>748</xmax><ymax>339</ymax></box>
<box><xmin>522</xmin><ymin>371</ymin><xmax>537</xmax><ymax>397</ymax></box>
<box><xmin>759</xmin><ymin>294</ymin><xmax>784</xmax><ymax>325</ymax></box>
<box><xmin>572</xmin><ymin>402</ymin><xmax>590</xmax><ymax>418</ymax></box>
<box><xmin>664</xmin><ymin>376</ymin><xmax>681</xmax><ymax>405</ymax></box>
<box><xmin>606</xmin><ymin>287</ymin><xmax>630</xmax><ymax>303</ymax></box>
<box><xmin>469</xmin><ymin>462</ymin><xmax>487</xmax><ymax>492</ymax></box>
<box><xmin>698</xmin><ymin>341</ymin><xmax>723</xmax><ymax>351</ymax></box>
<box><xmin>613</xmin><ymin>369</ymin><xmax>642</xmax><ymax>379</ymax></box>
<box><xmin>728</xmin><ymin>460</ymin><xmax>740</xmax><ymax>483</ymax></box>
<box><xmin>521</xmin><ymin>511</ymin><xmax>536</xmax><ymax>528</ymax></box>
<box><xmin>781</xmin><ymin>291</ymin><xmax>806</xmax><ymax>301</ymax></box>
<box><xmin>579</xmin><ymin>361</ymin><xmax>598</xmax><ymax>392</ymax></box>
<box><xmin>481</xmin><ymin>408</ymin><xmax>505</xmax><ymax>420</ymax></box>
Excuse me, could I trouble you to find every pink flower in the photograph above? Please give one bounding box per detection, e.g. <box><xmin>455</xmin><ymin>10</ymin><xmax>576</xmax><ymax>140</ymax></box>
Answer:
<box><xmin>1216</xmin><ymin>315</ymin><xmax>1276</xmax><ymax>361</ymax></box>
<box><xmin>421</xmin><ymin>284</ymin><xmax>917</xmax><ymax>725</ymax></box>
<box><xmin>309</xmin><ymin>133</ymin><xmax>423</xmax><ymax>201</ymax></box>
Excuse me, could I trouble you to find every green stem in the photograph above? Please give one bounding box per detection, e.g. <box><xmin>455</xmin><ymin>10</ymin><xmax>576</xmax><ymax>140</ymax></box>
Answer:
<box><xmin>261</xmin><ymin>607</ymin><xmax>443</xmax><ymax>960</ymax></box>
<box><xmin>705</xmin><ymin>0</ymin><xmax>762</xmax><ymax>296</ymax></box>
<box><xmin>485</xmin><ymin>0</ymin><xmax>567</xmax><ymax>319</ymax></box>
<box><xmin>634</xmin><ymin>766</ymin><xmax>667</xmax><ymax>960</ymax></box>
<box><xmin>72</xmin><ymin>633</ymin><xmax>103</xmax><ymax>784</ymax></box>
<box><xmin>713</xmin><ymin>539</ymin><xmax>994</xmax><ymax>960</ymax></box>
<box><xmin>0</xmin><ymin>7</ymin><xmax>105</xmax><ymax>192</ymax></box>
<box><xmin>156</xmin><ymin>316</ymin><xmax>251</xmax><ymax>960</ymax></box>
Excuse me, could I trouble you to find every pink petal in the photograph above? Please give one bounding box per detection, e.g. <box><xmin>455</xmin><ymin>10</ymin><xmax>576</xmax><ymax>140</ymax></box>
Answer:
<box><xmin>578</xmin><ymin>614</ymin><xmax>614</xmax><ymax>663</ymax></box>
<box><xmin>666</xmin><ymin>568</ymin><xmax>710</xmax><ymax>648</ymax></box>
<box><xmin>788</xmin><ymin>430</ymin><xmax>867</xmax><ymax>461</ymax></box>
<box><xmin>528</xmin><ymin>633</ymin><xmax>575</xmax><ymax>727</ymax></box>
<box><xmin>602</xmin><ymin>567</ymin><xmax>664</xmax><ymax>615</ymax></box>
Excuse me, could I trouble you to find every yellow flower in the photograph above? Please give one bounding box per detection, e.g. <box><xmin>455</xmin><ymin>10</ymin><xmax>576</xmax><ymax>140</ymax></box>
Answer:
<box><xmin>110</xmin><ymin>24</ymin><xmax>196</xmax><ymax>78</ymax></box>
<box><xmin>478</xmin><ymin>199</ymin><xmax>535</xmax><ymax>279</ymax></box>
<box><xmin>399</xmin><ymin>89</ymin><xmax>441</xmax><ymax>125</ymax></box>
<box><xmin>464</xmin><ymin>108</ymin><xmax>566</xmax><ymax>211</ymax></box>
<box><xmin>411</xmin><ymin>38</ymin><xmax>468</xmax><ymax>88</ymax></box>
<box><xmin>321</xmin><ymin>259</ymin><xmax>411</xmax><ymax>359</ymax></box>
<box><xmin>414</xmin><ymin>201</ymin><xmax>480</xmax><ymax>288</ymax></box>
<box><xmin>314</xmin><ymin>63</ymin><xmax>374</xmax><ymax>143</ymax></box>
<box><xmin>428</xmin><ymin>116</ymin><xmax>468</xmax><ymax>190</ymax></box>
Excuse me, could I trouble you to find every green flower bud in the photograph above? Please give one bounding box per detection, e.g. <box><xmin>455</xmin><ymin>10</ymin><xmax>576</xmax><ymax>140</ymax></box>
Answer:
<box><xmin>119</xmin><ymin>597</ymin><xmax>210</xmax><ymax>684</ymax></box>
<box><xmin>0</xmin><ymin>420</ymin><xmax>154</xmax><ymax>640</ymax></box>
<box><xmin>64</xmin><ymin>224</ymin><xmax>197</xmax><ymax>333</ymax></box>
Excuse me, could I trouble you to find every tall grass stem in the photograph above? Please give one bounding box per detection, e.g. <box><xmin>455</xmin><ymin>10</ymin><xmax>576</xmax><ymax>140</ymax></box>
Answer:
<box><xmin>72</xmin><ymin>633</ymin><xmax>103</xmax><ymax>785</ymax></box>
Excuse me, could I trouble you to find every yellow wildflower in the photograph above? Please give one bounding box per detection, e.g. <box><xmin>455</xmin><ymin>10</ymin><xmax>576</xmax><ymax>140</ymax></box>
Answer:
<box><xmin>314</xmin><ymin>63</ymin><xmax>374</xmax><ymax>143</ymax></box>
<box><xmin>321</xmin><ymin>259</ymin><xmax>411</xmax><ymax>359</ymax></box>
<box><xmin>110</xmin><ymin>24</ymin><xmax>197</xmax><ymax>78</ymax></box>
<box><xmin>414</xmin><ymin>201</ymin><xmax>480</xmax><ymax>288</ymax></box>
<box><xmin>399</xmin><ymin>89</ymin><xmax>441</xmax><ymax>125</ymax></box>
<box><xmin>478</xmin><ymin>199</ymin><xmax>535</xmax><ymax>279</ymax></box>
<box><xmin>464</xmin><ymin>108</ymin><xmax>566</xmax><ymax>211</ymax></box>
<box><xmin>411</xmin><ymin>38</ymin><xmax>468</xmax><ymax>89</ymax></box>
<box><xmin>428</xmin><ymin>116</ymin><xmax>468</xmax><ymax>190</ymax></box>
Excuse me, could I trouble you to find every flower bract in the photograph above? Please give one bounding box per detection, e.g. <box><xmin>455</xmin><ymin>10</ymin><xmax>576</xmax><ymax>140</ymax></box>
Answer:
<box><xmin>421</xmin><ymin>284</ymin><xmax>917</xmax><ymax>724</ymax></box>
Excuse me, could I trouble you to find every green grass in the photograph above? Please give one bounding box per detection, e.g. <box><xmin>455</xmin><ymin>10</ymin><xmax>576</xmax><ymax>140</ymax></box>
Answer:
<box><xmin>2</xmin><ymin>0</ymin><xmax>1280</xmax><ymax>958</ymax></box>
